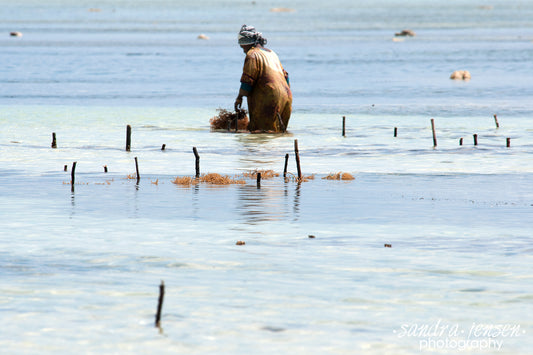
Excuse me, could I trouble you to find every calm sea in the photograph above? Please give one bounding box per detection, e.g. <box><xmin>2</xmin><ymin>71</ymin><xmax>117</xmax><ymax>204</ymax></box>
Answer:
<box><xmin>1</xmin><ymin>1</ymin><xmax>532</xmax><ymax>354</ymax></box>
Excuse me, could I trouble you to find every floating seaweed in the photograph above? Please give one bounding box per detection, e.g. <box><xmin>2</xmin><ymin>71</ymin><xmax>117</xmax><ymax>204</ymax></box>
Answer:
<box><xmin>172</xmin><ymin>173</ymin><xmax>246</xmax><ymax>186</ymax></box>
<box><xmin>242</xmin><ymin>169</ymin><xmax>279</xmax><ymax>179</ymax></box>
<box><xmin>284</xmin><ymin>173</ymin><xmax>315</xmax><ymax>183</ymax></box>
<box><xmin>322</xmin><ymin>172</ymin><xmax>355</xmax><ymax>181</ymax></box>
<box><xmin>210</xmin><ymin>108</ymin><xmax>249</xmax><ymax>131</ymax></box>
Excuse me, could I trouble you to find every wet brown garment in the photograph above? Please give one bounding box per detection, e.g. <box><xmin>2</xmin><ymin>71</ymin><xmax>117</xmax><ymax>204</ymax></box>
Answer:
<box><xmin>240</xmin><ymin>47</ymin><xmax>292</xmax><ymax>132</ymax></box>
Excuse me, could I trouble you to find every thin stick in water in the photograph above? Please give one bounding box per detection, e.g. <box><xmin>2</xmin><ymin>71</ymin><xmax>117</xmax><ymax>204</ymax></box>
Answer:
<box><xmin>126</xmin><ymin>125</ymin><xmax>132</xmax><ymax>151</ymax></box>
<box><xmin>394</xmin><ymin>127</ymin><xmax>397</xmax><ymax>137</ymax></box>
<box><xmin>257</xmin><ymin>172</ymin><xmax>261</xmax><ymax>188</ymax></box>
<box><xmin>506</xmin><ymin>137</ymin><xmax>511</xmax><ymax>148</ymax></box>
<box><xmin>283</xmin><ymin>153</ymin><xmax>289</xmax><ymax>179</ymax></box>
<box><xmin>494</xmin><ymin>114</ymin><xmax>499</xmax><ymax>128</ymax></box>
<box><xmin>155</xmin><ymin>280</ymin><xmax>165</xmax><ymax>328</ymax></box>
<box><xmin>161</xmin><ymin>144</ymin><xmax>166</xmax><ymax>151</ymax></box>
<box><xmin>431</xmin><ymin>118</ymin><xmax>437</xmax><ymax>147</ymax></box>
<box><xmin>294</xmin><ymin>139</ymin><xmax>302</xmax><ymax>180</ymax></box>
<box><xmin>342</xmin><ymin>116</ymin><xmax>346</xmax><ymax>137</ymax></box>
<box><xmin>193</xmin><ymin>147</ymin><xmax>200</xmax><ymax>178</ymax></box>
<box><xmin>473</xmin><ymin>134</ymin><xmax>478</xmax><ymax>146</ymax></box>
<box><xmin>134</xmin><ymin>156</ymin><xmax>140</xmax><ymax>183</ymax></box>
<box><xmin>459</xmin><ymin>138</ymin><xmax>463</xmax><ymax>146</ymax></box>
<box><xmin>51</xmin><ymin>132</ymin><xmax>57</xmax><ymax>148</ymax></box>
<box><xmin>71</xmin><ymin>161</ymin><xmax>77</xmax><ymax>192</ymax></box>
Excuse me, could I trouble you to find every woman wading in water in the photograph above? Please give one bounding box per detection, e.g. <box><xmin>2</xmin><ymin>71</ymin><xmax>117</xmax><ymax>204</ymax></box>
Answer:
<box><xmin>234</xmin><ymin>25</ymin><xmax>292</xmax><ymax>133</ymax></box>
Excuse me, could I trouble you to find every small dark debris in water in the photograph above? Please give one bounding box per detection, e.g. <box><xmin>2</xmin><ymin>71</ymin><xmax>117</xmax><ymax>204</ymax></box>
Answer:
<box><xmin>308</xmin><ymin>235</ymin><xmax>316</xmax><ymax>239</ymax></box>
<box><xmin>262</xmin><ymin>326</ymin><xmax>286</xmax><ymax>332</ymax></box>
<box><xmin>384</xmin><ymin>244</ymin><xmax>392</xmax><ymax>248</ymax></box>
<box><xmin>103</xmin><ymin>165</ymin><xmax>108</xmax><ymax>173</ymax></box>
<box><xmin>236</xmin><ymin>241</ymin><xmax>246</xmax><ymax>245</ymax></box>
<box><xmin>459</xmin><ymin>288</ymin><xmax>485</xmax><ymax>293</ymax></box>
<box><xmin>395</xmin><ymin>29</ymin><xmax>415</xmax><ymax>37</ymax></box>
<box><xmin>10</xmin><ymin>31</ymin><xmax>22</xmax><ymax>37</ymax></box>
<box><xmin>210</xmin><ymin>108</ymin><xmax>249</xmax><ymax>131</ymax></box>
<box><xmin>64</xmin><ymin>165</ymin><xmax>68</xmax><ymax>172</ymax></box>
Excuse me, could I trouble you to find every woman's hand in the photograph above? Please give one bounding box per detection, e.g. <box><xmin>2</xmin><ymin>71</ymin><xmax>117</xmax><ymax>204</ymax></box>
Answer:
<box><xmin>234</xmin><ymin>96</ymin><xmax>243</xmax><ymax>111</ymax></box>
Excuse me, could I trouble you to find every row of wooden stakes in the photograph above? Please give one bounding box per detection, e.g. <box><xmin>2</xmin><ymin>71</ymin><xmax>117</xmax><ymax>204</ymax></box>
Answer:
<box><xmin>62</xmin><ymin>126</ymin><xmax>305</xmax><ymax>191</ymax></box>
<box><xmin>340</xmin><ymin>115</ymin><xmax>512</xmax><ymax>147</ymax></box>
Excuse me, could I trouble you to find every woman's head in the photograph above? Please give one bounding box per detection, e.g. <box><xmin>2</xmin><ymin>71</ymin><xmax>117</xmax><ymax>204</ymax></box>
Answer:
<box><xmin>238</xmin><ymin>25</ymin><xmax>267</xmax><ymax>47</ymax></box>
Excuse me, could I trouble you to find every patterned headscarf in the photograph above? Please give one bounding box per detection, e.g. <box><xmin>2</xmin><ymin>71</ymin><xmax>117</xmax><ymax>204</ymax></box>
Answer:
<box><xmin>238</xmin><ymin>24</ymin><xmax>267</xmax><ymax>46</ymax></box>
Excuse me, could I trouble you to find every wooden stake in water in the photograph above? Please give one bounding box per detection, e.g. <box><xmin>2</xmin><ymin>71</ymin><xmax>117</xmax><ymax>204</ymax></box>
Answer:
<box><xmin>193</xmin><ymin>147</ymin><xmax>200</xmax><ymax>178</ymax></box>
<box><xmin>283</xmin><ymin>153</ymin><xmax>289</xmax><ymax>179</ymax></box>
<box><xmin>459</xmin><ymin>138</ymin><xmax>463</xmax><ymax>146</ymax></box>
<box><xmin>257</xmin><ymin>172</ymin><xmax>261</xmax><ymax>188</ymax></box>
<box><xmin>71</xmin><ymin>161</ymin><xmax>77</xmax><ymax>192</ymax></box>
<box><xmin>494</xmin><ymin>114</ymin><xmax>500</xmax><ymax>128</ymax></box>
<box><xmin>294</xmin><ymin>139</ymin><xmax>302</xmax><ymax>180</ymax></box>
<box><xmin>161</xmin><ymin>144</ymin><xmax>166</xmax><ymax>151</ymax></box>
<box><xmin>506</xmin><ymin>137</ymin><xmax>511</xmax><ymax>148</ymax></box>
<box><xmin>104</xmin><ymin>165</ymin><xmax>108</xmax><ymax>173</ymax></box>
<box><xmin>134</xmin><ymin>156</ymin><xmax>140</xmax><ymax>183</ymax></box>
<box><xmin>431</xmin><ymin>118</ymin><xmax>437</xmax><ymax>147</ymax></box>
<box><xmin>126</xmin><ymin>125</ymin><xmax>132</xmax><ymax>151</ymax></box>
<box><xmin>155</xmin><ymin>281</ymin><xmax>165</xmax><ymax>328</ymax></box>
<box><xmin>473</xmin><ymin>134</ymin><xmax>478</xmax><ymax>146</ymax></box>
<box><xmin>342</xmin><ymin>116</ymin><xmax>346</xmax><ymax>137</ymax></box>
<box><xmin>394</xmin><ymin>127</ymin><xmax>397</xmax><ymax>137</ymax></box>
<box><xmin>51</xmin><ymin>132</ymin><xmax>57</xmax><ymax>148</ymax></box>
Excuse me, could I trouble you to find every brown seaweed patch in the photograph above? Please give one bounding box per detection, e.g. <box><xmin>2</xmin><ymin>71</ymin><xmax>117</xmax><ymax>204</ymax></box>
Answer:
<box><xmin>284</xmin><ymin>173</ymin><xmax>315</xmax><ymax>183</ymax></box>
<box><xmin>323</xmin><ymin>172</ymin><xmax>355</xmax><ymax>181</ymax></box>
<box><xmin>242</xmin><ymin>169</ymin><xmax>279</xmax><ymax>179</ymax></box>
<box><xmin>172</xmin><ymin>173</ymin><xmax>246</xmax><ymax>186</ymax></box>
<box><xmin>210</xmin><ymin>108</ymin><xmax>249</xmax><ymax>131</ymax></box>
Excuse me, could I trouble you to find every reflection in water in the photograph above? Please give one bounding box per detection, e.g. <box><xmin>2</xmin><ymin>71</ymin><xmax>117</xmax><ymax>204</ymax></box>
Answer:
<box><xmin>237</xmin><ymin>183</ymin><xmax>297</xmax><ymax>225</ymax></box>
<box><xmin>70</xmin><ymin>191</ymin><xmax>75</xmax><ymax>219</ymax></box>
<box><xmin>293</xmin><ymin>183</ymin><xmax>301</xmax><ymax>221</ymax></box>
<box><xmin>191</xmin><ymin>183</ymin><xmax>200</xmax><ymax>220</ymax></box>
<box><xmin>236</xmin><ymin>133</ymin><xmax>292</xmax><ymax>170</ymax></box>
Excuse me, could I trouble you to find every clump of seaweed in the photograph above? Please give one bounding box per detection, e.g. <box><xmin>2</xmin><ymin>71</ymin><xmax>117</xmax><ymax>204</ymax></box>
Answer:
<box><xmin>242</xmin><ymin>169</ymin><xmax>279</xmax><ymax>179</ymax></box>
<box><xmin>284</xmin><ymin>173</ymin><xmax>315</xmax><ymax>183</ymax></box>
<box><xmin>322</xmin><ymin>172</ymin><xmax>355</xmax><ymax>181</ymax></box>
<box><xmin>172</xmin><ymin>173</ymin><xmax>246</xmax><ymax>186</ymax></box>
<box><xmin>210</xmin><ymin>108</ymin><xmax>249</xmax><ymax>131</ymax></box>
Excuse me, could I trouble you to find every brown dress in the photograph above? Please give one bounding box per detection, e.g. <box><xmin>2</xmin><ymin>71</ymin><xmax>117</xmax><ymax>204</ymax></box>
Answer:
<box><xmin>240</xmin><ymin>47</ymin><xmax>292</xmax><ymax>132</ymax></box>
